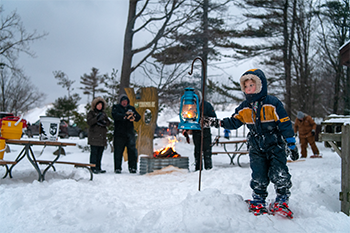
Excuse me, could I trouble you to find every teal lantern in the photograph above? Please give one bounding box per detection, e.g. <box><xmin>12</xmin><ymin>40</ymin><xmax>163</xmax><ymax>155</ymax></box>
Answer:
<box><xmin>178</xmin><ymin>87</ymin><xmax>201</xmax><ymax>130</ymax></box>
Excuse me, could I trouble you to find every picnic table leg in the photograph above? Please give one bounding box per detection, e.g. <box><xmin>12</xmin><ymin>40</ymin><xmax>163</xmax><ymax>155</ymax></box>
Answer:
<box><xmin>41</xmin><ymin>145</ymin><xmax>62</xmax><ymax>181</ymax></box>
<box><xmin>26</xmin><ymin>145</ymin><xmax>44</xmax><ymax>182</ymax></box>
<box><xmin>8</xmin><ymin>146</ymin><xmax>26</xmax><ymax>178</ymax></box>
<box><xmin>223</xmin><ymin>144</ymin><xmax>235</xmax><ymax>165</ymax></box>
<box><xmin>1</xmin><ymin>164</ymin><xmax>9</xmax><ymax>178</ymax></box>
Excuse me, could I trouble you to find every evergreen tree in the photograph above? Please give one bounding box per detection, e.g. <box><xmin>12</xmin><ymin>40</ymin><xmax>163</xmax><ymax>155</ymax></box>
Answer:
<box><xmin>46</xmin><ymin>94</ymin><xmax>81</xmax><ymax>121</ymax></box>
<box><xmin>80</xmin><ymin>67</ymin><xmax>106</xmax><ymax>101</ymax></box>
<box><xmin>53</xmin><ymin>71</ymin><xmax>75</xmax><ymax>98</ymax></box>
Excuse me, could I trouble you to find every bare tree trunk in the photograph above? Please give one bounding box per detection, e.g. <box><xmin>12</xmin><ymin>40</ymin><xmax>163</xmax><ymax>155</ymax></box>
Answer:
<box><xmin>119</xmin><ymin>0</ymin><xmax>138</xmax><ymax>96</ymax></box>
<box><xmin>283</xmin><ymin>0</ymin><xmax>297</xmax><ymax>117</ymax></box>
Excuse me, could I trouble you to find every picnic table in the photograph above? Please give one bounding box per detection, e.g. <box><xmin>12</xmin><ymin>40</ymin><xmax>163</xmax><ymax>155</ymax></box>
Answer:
<box><xmin>2</xmin><ymin>139</ymin><xmax>95</xmax><ymax>181</ymax></box>
<box><xmin>212</xmin><ymin>138</ymin><xmax>249</xmax><ymax>167</ymax></box>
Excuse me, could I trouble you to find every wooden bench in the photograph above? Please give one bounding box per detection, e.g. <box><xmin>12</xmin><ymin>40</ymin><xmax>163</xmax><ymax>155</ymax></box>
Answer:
<box><xmin>36</xmin><ymin>160</ymin><xmax>96</xmax><ymax>181</ymax></box>
<box><xmin>212</xmin><ymin>151</ymin><xmax>249</xmax><ymax>167</ymax></box>
<box><xmin>0</xmin><ymin>160</ymin><xmax>17</xmax><ymax>179</ymax></box>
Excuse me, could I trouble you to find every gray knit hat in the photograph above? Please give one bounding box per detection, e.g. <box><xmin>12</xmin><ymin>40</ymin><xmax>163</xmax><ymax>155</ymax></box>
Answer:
<box><xmin>297</xmin><ymin>111</ymin><xmax>304</xmax><ymax>119</ymax></box>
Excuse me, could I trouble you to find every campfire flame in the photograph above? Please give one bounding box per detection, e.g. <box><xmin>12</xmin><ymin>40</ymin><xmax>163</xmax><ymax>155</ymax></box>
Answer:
<box><xmin>153</xmin><ymin>137</ymin><xmax>181</xmax><ymax>158</ymax></box>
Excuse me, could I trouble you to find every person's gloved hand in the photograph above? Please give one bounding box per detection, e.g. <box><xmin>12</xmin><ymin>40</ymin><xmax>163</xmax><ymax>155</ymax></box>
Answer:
<box><xmin>182</xmin><ymin>130</ymin><xmax>190</xmax><ymax>144</ymax></box>
<box><xmin>220</xmin><ymin>118</ymin><xmax>229</xmax><ymax>128</ymax></box>
<box><xmin>290</xmin><ymin>147</ymin><xmax>299</xmax><ymax>161</ymax></box>
<box><xmin>210</xmin><ymin>118</ymin><xmax>220</xmax><ymax>128</ymax></box>
<box><xmin>286</xmin><ymin>137</ymin><xmax>299</xmax><ymax>161</ymax></box>
<box><xmin>311</xmin><ymin>129</ymin><xmax>315</xmax><ymax>136</ymax></box>
<box><xmin>97</xmin><ymin>120</ymin><xmax>107</xmax><ymax>127</ymax></box>
<box><xmin>97</xmin><ymin>112</ymin><xmax>104</xmax><ymax>121</ymax></box>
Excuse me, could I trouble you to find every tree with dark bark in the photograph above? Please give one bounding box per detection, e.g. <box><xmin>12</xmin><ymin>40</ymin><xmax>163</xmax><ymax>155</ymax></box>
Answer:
<box><xmin>53</xmin><ymin>71</ymin><xmax>75</xmax><ymax>98</ymax></box>
<box><xmin>316</xmin><ymin>0</ymin><xmax>350</xmax><ymax>115</ymax></box>
<box><xmin>0</xmin><ymin>6</ymin><xmax>47</xmax><ymax>114</ymax></box>
<box><xmin>119</xmin><ymin>0</ymin><xmax>187</xmax><ymax>95</ymax></box>
<box><xmin>230</xmin><ymin>0</ymin><xmax>298</xmax><ymax>117</ymax></box>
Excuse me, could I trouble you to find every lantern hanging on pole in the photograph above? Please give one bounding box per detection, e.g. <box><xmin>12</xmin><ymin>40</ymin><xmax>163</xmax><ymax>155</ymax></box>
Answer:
<box><xmin>178</xmin><ymin>87</ymin><xmax>201</xmax><ymax>130</ymax></box>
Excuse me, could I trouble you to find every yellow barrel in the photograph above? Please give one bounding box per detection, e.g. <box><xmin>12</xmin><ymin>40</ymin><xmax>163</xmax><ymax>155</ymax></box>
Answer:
<box><xmin>0</xmin><ymin>137</ymin><xmax>6</xmax><ymax>159</ymax></box>
<box><xmin>1</xmin><ymin>120</ymin><xmax>23</xmax><ymax>140</ymax></box>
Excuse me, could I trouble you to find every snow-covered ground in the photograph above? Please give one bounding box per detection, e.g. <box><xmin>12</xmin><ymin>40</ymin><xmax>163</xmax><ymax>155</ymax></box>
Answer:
<box><xmin>1</xmin><ymin>133</ymin><xmax>350</xmax><ymax>232</ymax></box>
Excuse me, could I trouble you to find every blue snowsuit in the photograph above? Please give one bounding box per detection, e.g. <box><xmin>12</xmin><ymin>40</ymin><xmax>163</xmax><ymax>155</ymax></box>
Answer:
<box><xmin>221</xmin><ymin>69</ymin><xmax>295</xmax><ymax>201</ymax></box>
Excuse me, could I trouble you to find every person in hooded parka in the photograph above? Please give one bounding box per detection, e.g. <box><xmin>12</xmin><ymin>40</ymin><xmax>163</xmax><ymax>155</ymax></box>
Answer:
<box><xmin>87</xmin><ymin>96</ymin><xmax>111</xmax><ymax>174</ymax></box>
<box><xmin>294</xmin><ymin>111</ymin><xmax>321</xmax><ymax>158</ymax></box>
<box><xmin>112</xmin><ymin>94</ymin><xmax>141</xmax><ymax>174</ymax></box>
<box><xmin>220</xmin><ymin>69</ymin><xmax>299</xmax><ymax>218</ymax></box>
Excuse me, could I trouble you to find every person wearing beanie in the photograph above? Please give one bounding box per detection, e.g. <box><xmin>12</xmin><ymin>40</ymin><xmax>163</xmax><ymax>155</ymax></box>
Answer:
<box><xmin>183</xmin><ymin>89</ymin><xmax>217</xmax><ymax>171</ymax></box>
<box><xmin>220</xmin><ymin>69</ymin><xmax>299</xmax><ymax>218</ymax></box>
<box><xmin>294</xmin><ymin>111</ymin><xmax>321</xmax><ymax>158</ymax></box>
<box><xmin>87</xmin><ymin>96</ymin><xmax>110</xmax><ymax>174</ymax></box>
<box><xmin>112</xmin><ymin>94</ymin><xmax>141</xmax><ymax>174</ymax></box>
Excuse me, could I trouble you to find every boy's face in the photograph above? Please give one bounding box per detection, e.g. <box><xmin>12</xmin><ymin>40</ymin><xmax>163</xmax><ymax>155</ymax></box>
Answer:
<box><xmin>244</xmin><ymin>79</ymin><xmax>256</xmax><ymax>94</ymax></box>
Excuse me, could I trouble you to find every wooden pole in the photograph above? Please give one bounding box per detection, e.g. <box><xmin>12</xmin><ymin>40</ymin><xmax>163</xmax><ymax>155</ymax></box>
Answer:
<box><xmin>341</xmin><ymin>124</ymin><xmax>350</xmax><ymax>216</ymax></box>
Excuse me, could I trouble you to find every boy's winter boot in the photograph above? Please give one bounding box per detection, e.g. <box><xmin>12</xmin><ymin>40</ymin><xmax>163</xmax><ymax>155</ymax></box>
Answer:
<box><xmin>269</xmin><ymin>195</ymin><xmax>293</xmax><ymax>219</ymax></box>
<box><xmin>246</xmin><ymin>195</ymin><xmax>268</xmax><ymax>216</ymax></box>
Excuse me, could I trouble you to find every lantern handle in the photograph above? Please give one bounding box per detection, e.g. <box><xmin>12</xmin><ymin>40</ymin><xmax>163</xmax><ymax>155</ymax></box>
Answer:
<box><xmin>188</xmin><ymin>57</ymin><xmax>204</xmax><ymax>75</ymax></box>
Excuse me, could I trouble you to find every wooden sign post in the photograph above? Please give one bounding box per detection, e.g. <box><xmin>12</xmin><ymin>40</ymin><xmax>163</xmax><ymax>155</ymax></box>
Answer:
<box><xmin>320</xmin><ymin>116</ymin><xmax>350</xmax><ymax>216</ymax></box>
<box><xmin>125</xmin><ymin>87</ymin><xmax>158</xmax><ymax>157</ymax></box>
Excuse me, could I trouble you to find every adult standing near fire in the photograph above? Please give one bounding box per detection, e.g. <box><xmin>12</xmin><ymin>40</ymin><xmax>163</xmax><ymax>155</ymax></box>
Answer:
<box><xmin>294</xmin><ymin>111</ymin><xmax>321</xmax><ymax>158</ymax></box>
<box><xmin>112</xmin><ymin>95</ymin><xmax>141</xmax><ymax>174</ymax></box>
<box><xmin>87</xmin><ymin>96</ymin><xmax>110</xmax><ymax>174</ymax></box>
<box><xmin>183</xmin><ymin>90</ymin><xmax>217</xmax><ymax>171</ymax></box>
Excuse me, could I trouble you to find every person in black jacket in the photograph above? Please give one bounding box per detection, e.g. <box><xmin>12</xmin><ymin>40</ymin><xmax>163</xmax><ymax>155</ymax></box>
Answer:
<box><xmin>112</xmin><ymin>95</ymin><xmax>141</xmax><ymax>174</ymax></box>
<box><xmin>87</xmin><ymin>96</ymin><xmax>110</xmax><ymax>174</ymax></box>
<box><xmin>183</xmin><ymin>90</ymin><xmax>217</xmax><ymax>171</ymax></box>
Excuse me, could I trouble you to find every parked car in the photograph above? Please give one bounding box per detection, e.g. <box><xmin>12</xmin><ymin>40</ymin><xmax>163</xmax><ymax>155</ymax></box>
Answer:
<box><xmin>0</xmin><ymin>112</ymin><xmax>14</xmax><ymax>130</ymax></box>
<box><xmin>67</xmin><ymin>123</ymin><xmax>88</xmax><ymax>139</ymax></box>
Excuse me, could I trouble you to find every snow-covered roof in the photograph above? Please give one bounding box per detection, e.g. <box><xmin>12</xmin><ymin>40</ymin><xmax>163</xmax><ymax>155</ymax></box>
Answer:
<box><xmin>323</xmin><ymin>114</ymin><xmax>350</xmax><ymax>125</ymax></box>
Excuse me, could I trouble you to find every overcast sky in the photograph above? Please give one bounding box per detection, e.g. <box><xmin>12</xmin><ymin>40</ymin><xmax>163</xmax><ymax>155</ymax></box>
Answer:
<box><xmin>2</xmin><ymin>0</ymin><xmax>129</xmax><ymax>106</ymax></box>
<box><xmin>2</xmin><ymin>0</ymin><xmax>253</xmax><ymax>107</ymax></box>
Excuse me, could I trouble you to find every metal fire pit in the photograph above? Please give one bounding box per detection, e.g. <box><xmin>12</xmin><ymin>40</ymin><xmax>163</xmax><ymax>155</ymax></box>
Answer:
<box><xmin>139</xmin><ymin>156</ymin><xmax>189</xmax><ymax>175</ymax></box>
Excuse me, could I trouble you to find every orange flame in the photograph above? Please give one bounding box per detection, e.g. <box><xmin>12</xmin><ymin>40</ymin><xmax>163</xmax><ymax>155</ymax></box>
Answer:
<box><xmin>153</xmin><ymin>137</ymin><xmax>180</xmax><ymax>158</ymax></box>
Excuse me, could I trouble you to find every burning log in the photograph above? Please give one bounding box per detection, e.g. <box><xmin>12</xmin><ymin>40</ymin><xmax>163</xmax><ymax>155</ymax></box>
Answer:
<box><xmin>153</xmin><ymin>147</ymin><xmax>181</xmax><ymax>158</ymax></box>
<box><xmin>153</xmin><ymin>136</ymin><xmax>181</xmax><ymax>158</ymax></box>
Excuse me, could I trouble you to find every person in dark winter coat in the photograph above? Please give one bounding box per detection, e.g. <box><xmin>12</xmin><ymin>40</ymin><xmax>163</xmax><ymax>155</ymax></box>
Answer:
<box><xmin>220</xmin><ymin>69</ymin><xmax>299</xmax><ymax>217</ymax></box>
<box><xmin>112</xmin><ymin>95</ymin><xmax>141</xmax><ymax>174</ymax></box>
<box><xmin>87</xmin><ymin>96</ymin><xmax>111</xmax><ymax>174</ymax></box>
<box><xmin>294</xmin><ymin>111</ymin><xmax>320</xmax><ymax>158</ymax></box>
<box><xmin>191</xmin><ymin>90</ymin><xmax>216</xmax><ymax>170</ymax></box>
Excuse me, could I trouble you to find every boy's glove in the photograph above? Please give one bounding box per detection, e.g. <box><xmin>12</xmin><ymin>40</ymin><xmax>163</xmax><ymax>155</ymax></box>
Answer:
<box><xmin>290</xmin><ymin>147</ymin><xmax>299</xmax><ymax>161</ymax></box>
<box><xmin>286</xmin><ymin>137</ymin><xmax>299</xmax><ymax>161</ymax></box>
<box><xmin>220</xmin><ymin>118</ymin><xmax>228</xmax><ymax>128</ymax></box>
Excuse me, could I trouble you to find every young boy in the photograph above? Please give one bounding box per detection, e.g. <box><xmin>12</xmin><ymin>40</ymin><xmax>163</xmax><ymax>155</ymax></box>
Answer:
<box><xmin>220</xmin><ymin>69</ymin><xmax>299</xmax><ymax>218</ymax></box>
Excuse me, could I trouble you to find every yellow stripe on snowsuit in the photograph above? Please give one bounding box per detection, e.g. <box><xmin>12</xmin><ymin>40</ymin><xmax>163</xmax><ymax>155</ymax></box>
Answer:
<box><xmin>280</xmin><ymin>116</ymin><xmax>290</xmax><ymax>123</ymax></box>
<box><xmin>233</xmin><ymin>104</ymin><xmax>289</xmax><ymax>124</ymax></box>
<box><xmin>234</xmin><ymin>107</ymin><xmax>253</xmax><ymax>124</ymax></box>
